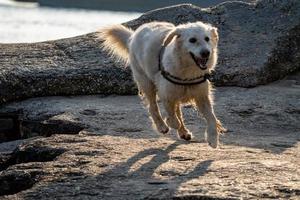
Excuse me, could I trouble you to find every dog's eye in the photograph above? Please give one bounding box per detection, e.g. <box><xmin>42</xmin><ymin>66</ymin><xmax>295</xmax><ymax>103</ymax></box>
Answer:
<box><xmin>189</xmin><ymin>38</ymin><xmax>197</xmax><ymax>43</ymax></box>
<box><xmin>205</xmin><ymin>37</ymin><xmax>210</xmax><ymax>42</ymax></box>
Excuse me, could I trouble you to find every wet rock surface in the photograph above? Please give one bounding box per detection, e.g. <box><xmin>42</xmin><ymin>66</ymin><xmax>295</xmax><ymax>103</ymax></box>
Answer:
<box><xmin>0</xmin><ymin>0</ymin><xmax>300</xmax><ymax>104</ymax></box>
<box><xmin>0</xmin><ymin>74</ymin><xmax>299</xmax><ymax>199</ymax></box>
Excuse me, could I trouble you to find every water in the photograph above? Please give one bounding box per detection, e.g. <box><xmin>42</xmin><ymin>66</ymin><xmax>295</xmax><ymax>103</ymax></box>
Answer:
<box><xmin>0</xmin><ymin>0</ymin><xmax>141</xmax><ymax>43</ymax></box>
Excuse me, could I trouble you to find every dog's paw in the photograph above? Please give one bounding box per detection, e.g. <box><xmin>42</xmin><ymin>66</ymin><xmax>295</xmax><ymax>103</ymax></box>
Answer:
<box><xmin>208</xmin><ymin>140</ymin><xmax>218</xmax><ymax>148</ymax></box>
<box><xmin>180</xmin><ymin>133</ymin><xmax>193</xmax><ymax>141</ymax></box>
<box><xmin>206</xmin><ymin>130</ymin><xmax>219</xmax><ymax>149</ymax></box>
<box><xmin>157</xmin><ymin>123</ymin><xmax>169</xmax><ymax>134</ymax></box>
<box><xmin>178</xmin><ymin>129</ymin><xmax>193</xmax><ymax>141</ymax></box>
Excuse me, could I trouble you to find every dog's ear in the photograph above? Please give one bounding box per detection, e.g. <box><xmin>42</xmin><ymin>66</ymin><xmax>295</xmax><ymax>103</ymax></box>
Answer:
<box><xmin>163</xmin><ymin>29</ymin><xmax>180</xmax><ymax>46</ymax></box>
<box><xmin>211</xmin><ymin>27</ymin><xmax>219</xmax><ymax>44</ymax></box>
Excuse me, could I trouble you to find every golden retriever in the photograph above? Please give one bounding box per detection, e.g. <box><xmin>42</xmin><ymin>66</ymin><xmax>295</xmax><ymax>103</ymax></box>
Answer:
<box><xmin>98</xmin><ymin>21</ymin><xmax>226</xmax><ymax>148</ymax></box>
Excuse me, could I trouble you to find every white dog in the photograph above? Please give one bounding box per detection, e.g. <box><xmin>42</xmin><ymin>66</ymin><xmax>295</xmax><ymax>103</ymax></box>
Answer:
<box><xmin>98</xmin><ymin>21</ymin><xmax>226</xmax><ymax>148</ymax></box>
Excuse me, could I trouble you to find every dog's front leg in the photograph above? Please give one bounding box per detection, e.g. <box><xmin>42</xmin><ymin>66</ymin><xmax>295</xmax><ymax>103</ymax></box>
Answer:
<box><xmin>196</xmin><ymin>96</ymin><xmax>221</xmax><ymax>148</ymax></box>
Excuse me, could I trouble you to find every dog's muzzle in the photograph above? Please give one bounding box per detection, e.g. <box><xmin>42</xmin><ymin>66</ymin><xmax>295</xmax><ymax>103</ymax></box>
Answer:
<box><xmin>189</xmin><ymin>52</ymin><xmax>209</xmax><ymax>70</ymax></box>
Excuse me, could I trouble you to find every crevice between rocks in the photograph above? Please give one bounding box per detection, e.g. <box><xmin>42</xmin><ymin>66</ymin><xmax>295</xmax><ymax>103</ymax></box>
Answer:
<box><xmin>0</xmin><ymin>111</ymin><xmax>23</xmax><ymax>142</ymax></box>
<box><xmin>21</xmin><ymin>119</ymin><xmax>85</xmax><ymax>138</ymax></box>
<box><xmin>0</xmin><ymin>110</ymin><xmax>85</xmax><ymax>143</ymax></box>
<box><xmin>0</xmin><ymin>109</ymin><xmax>84</xmax><ymax>196</ymax></box>
<box><xmin>0</xmin><ymin>142</ymin><xmax>66</xmax><ymax>171</ymax></box>
<box><xmin>0</xmin><ymin>143</ymin><xmax>66</xmax><ymax>196</ymax></box>
<box><xmin>0</xmin><ymin>169</ymin><xmax>43</xmax><ymax>196</ymax></box>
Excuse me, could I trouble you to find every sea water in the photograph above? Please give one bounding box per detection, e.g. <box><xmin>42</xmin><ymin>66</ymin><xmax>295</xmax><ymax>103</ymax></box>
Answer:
<box><xmin>0</xmin><ymin>0</ymin><xmax>141</xmax><ymax>43</ymax></box>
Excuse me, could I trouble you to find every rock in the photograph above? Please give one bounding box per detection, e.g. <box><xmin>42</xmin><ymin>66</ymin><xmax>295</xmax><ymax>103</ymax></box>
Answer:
<box><xmin>0</xmin><ymin>33</ymin><xmax>137</xmax><ymax>105</ymax></box>
<box><xmin>0</xmin><ymin>132</ymin><xmax>299</xmax><ymax>199</ymax></box>
<box><xmin>0</xmin><ymin>0</ymin><xmax>300</xmax><ymax>104</ymax></box>
<box><xmin>0</xmin><ymin>139</ymin><xmax>33</xmax><ymax>154</ymax></box>
<box><xmin>0</xmin><ymin>139</ymin><xmax>65</xmax><ymax>196</ymax></box>
<box><xmin>0</xmin><ymin>109</ymin><xmax>84</xmax><ymax>142</ymax></box>
<box><xmin>0</xmin><ymin>73</ymin><xmax>299</xmax><ymax>199</ymax></box>
<box><xmin>37</xmin><ymin>0</ymin><xmax>256</xmax><ymax>12</ymax></box>
<box><xmin>124</xmin><ymin>0</ymin><xmax>300</xmax><ymax>87</ymax></box>
<box><xmin>0</xmin><ymin>169</ymin><xmax>42</xmax><ymax>196</ymax></box>
<box><xmin>21</xmin><ymin>119</ymin><xmax>85</xmax><ymax>138</ymax></box>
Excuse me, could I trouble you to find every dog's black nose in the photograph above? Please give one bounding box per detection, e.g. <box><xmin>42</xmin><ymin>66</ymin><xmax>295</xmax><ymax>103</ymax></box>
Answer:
<box><xmin>200</xmin><ymin>50</ymin><xmax>210</xmax><ymax>58</ymax></box>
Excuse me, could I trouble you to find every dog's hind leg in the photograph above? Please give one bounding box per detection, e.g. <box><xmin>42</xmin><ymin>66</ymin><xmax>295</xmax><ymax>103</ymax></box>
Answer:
<box><xmin>143</xmin><ymin>87</ymin><xmax>169</xmax><ymax>134</ymax></box>
<box><xmin>163</xmin><ymin>100</ymin><xmax>191</xmax><ymax>140</ymax></box>
<box><xmin>175</xmin><ymin>105</ymin><xmax>193</xmax><ymax>141</ymax></box>
<box><xmin>162</xmin><ymin>100</ymin><xmax>180</xmax><ymax>130</ymax></box>
<box><xmin>134</xmin><ymin>72</ymin><xmax>169</xmax><ymax>134</ymax></box>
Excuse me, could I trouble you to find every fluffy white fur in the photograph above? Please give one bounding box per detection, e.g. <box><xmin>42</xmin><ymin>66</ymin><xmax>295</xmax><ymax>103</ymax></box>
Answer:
<box><xmin>98</xmin><ymin>21</ymin><xmax>226</xmax><ymax>148</ymax></box>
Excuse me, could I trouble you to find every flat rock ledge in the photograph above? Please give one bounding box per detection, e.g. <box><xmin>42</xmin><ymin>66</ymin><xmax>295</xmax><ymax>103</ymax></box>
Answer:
<box><xmin>0</xmin><ymin>73</ymin><xmax>299</xmax><ymax>199</ymax></box>
<box><xmin>0</xmin><ymin>0</ymin><xmax>300</xmax><ymax>104</ymax></box>
<box><xmin>0</xmin><ymin>135</ymin><xmax>299</xmax><ymax>199</ymax></box>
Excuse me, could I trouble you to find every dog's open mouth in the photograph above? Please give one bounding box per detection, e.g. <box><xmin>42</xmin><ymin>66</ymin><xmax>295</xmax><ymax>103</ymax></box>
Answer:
<box><xmin>189</xmin><ymin>52</ymin><xmax>208</xmax><ymax>70</ymax></box>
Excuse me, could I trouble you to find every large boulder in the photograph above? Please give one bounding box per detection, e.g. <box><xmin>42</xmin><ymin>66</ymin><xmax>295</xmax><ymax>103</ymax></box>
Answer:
<box><xmin>126</xmin><ymin>0</ymin><xmax>300</xmax><ymax>87</ymax></box>
<box><xmin>0</xmin><ymin>0</ymin><xmax>299</xmax><ymax>104</ymax></box>
<box><xmin>0</xmin><ymin>35</ymin><xmax>137</xmax><ymax>105</ymax></box>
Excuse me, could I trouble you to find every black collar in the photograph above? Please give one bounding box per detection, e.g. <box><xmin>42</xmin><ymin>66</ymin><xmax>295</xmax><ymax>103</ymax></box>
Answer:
<box><xmin>158</xmin><ymin>45</ymin><xmax>211</xmax><ymax>86</ymax></box>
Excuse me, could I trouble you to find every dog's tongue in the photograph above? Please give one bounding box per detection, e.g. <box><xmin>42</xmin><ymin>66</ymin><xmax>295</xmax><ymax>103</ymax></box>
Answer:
<box><xmin>196</xmin><ymin>57</ymin><xmax>207</xmax><ymax>67</ymax></box>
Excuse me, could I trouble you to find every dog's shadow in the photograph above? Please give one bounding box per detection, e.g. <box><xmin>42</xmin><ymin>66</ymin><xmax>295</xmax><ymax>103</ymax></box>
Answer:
<box><xmin>22</xmin><ymin>141</ymin><xmax>213</xmax><ymax>199</ymax></box>
<box><xmin>94</xmin><ymin>141</ymin><xmax>213</xmax><ymax>198</ymax></box>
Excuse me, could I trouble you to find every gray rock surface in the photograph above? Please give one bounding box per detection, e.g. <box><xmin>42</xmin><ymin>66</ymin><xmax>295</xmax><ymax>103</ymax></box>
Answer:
<box><xmin>0</xmin><ymin>0</ymin><xmax>300</xmax><ymax>104</ymax></box>
<box><xmin>0</xmin><ymin>34</ymin><xmax>137</xmax><ymax>105</ymax></box>
<box><xmin>127</xmin><ymin>0</ymin><xmax>300</xmax><ymax>87</ymax></box>
<box><xmin>37</xmin><ymin>0</ymin><xmax>256</xmax><ymax>12</ymax></box>
<box><xmin>0</xmin><ymin>73</ymin><xmax>299</xmax><ymax>199</ymax></box>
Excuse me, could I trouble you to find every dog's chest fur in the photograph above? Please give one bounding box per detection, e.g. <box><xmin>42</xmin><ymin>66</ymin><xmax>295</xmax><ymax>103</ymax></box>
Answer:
<box><xmin>156</xmin><ymin>78</ymin><xmax>210</xmax><ymax>103</ymax></box>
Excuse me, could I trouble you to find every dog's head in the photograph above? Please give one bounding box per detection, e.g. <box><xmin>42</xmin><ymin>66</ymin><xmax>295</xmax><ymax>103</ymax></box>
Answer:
<box><xmin>163</xmin><ymin>22</ymin><xmax>219</xmax><ymax>71</ymax></box>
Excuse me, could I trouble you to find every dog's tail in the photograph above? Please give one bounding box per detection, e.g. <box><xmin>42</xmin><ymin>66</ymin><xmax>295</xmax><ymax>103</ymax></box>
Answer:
<box><xmin>98</xmin><ymin>25</ymin><xmax>133</xmax><ymax>62</ymax></box>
